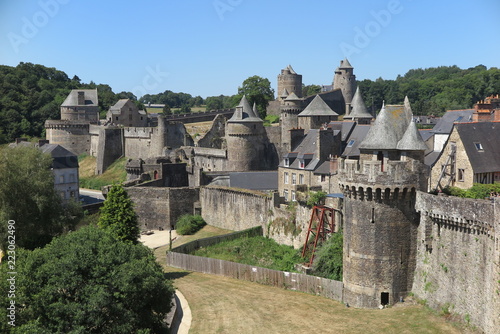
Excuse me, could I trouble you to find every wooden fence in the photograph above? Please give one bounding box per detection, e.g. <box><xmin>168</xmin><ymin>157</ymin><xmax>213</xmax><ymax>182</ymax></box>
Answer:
<box><xmin>171</xmin><ymin>226</ymin><xmax>263</xmax><ymax>254</ymax></box>
<box><xmin>166</xmin><ymin>227</ymin><xmax>343</xmax><ymax>302</ymax></box>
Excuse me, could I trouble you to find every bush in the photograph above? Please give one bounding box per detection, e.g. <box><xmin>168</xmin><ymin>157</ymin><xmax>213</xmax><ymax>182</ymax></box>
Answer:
<box><xmin>306</xmin><ymin>191</ymin><xmax>327</xmax><ymax>207</ymax></box>
<box><xmin>176</xmin><ymin>214</ymin><xmax>206</xmax><ymax>235</ymax></box>
<box><xmin>443</xmin><ymin>183</ymin><xmax>500</xmax><ymax>199</ymax></box>
<box><xmin>312</xmin><ymin>231</ymin><xmax>343</xmax><ymax>280</ymax></box>
<box><xmin>193</xmin><ymin>236</ymin><xmax>302</xmax><ymax>272</ymax></box>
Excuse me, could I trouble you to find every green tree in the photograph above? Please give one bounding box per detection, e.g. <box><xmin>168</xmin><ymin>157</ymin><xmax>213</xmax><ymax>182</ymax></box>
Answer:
<box><xmin>302</xmin><ymin>84</ymin><xmax>322</xmax><ymax>97</ymax></box>
<box><xmin>312</xmin><ymin>231</ymin><xmax>343</xmax><ymax>280</ymax></box>
<box><xmin>176</xmin><ymin>214</ymin><xmax>206</xmax><ymax>235</ymax></box>
<box><xmin>306</xmin><ymin>191</ymin><xmax>327</xmax><ymax>208</ymax></box>
<box><xmin>237</xmin><ymin>75</ymin><xmax>275</xmax><ymax>119</ymax></box>
<box><xmin>98</xmin><ymin>184</ymin><xmax>140</xmax><ymax>243</ymax></box>
<box><xmin>0</xmin><ymin>146</ymin><xmax>74</xmax><ymax>250</ymax></box>
<box><xmin>0</xmin><ymin>225</ymin><xmax>174</xmax><ymax>333</ymax></box>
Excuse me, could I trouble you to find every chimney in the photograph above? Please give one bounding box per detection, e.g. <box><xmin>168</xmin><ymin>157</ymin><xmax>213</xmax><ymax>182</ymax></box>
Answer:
<box><xmin>15</xmin><ymin>138</ymin><xmax>27</xmax><ymax>144</ymax></box>
<box><xmin>330</xmin><ymin>155</ymin><xmax>339</xmax><ymax>174</ymax></box>
<box><xmin>77</xmin><ymin>91</ymin><xmax>85</xmax><ymax>105</ymax></box>
<box><xmin>290</xmin><ymin>128</ymin><xmax>304</xmax><ymax>149</ymax></box>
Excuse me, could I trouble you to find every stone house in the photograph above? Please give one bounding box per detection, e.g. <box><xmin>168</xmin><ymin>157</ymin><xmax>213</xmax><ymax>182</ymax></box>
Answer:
<box><xmin>60</xmin><ymin>89</ymin><xmax>99</xmax><ymax>123</ymax></box>
<box><xmin>472</xmin><ymin>94</ymin><xmax>500</xmax><ymax>122</ymax></box>
<box><xmin>430</xmin><ymin>121</ymin><xmax>500</xmax><ymax>191</ymax></box>
<box><xmin>106</xmin><ymin>99</ymin><xmax>148</xmax><ymax>127</ymax></box>
<box><xmin>10</xmin><ymin>140</ymin><xmax>79</xmax><ymax>203</ymax></box>
<box><xmin>298</xmin><ymin>95</ymin><xmax>339</xmax><ymax>131</ymax></box>
<box><xmin>278</xmin><ymin>127</ymin><xmax>339</xmax><ymax>201</ymax></box>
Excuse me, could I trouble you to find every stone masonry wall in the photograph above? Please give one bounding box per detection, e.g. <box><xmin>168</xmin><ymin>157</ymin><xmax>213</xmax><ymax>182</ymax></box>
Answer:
<box><xmin>127</xmin><ymin>187</ymin><xmax>199</xmax><ymax>230</ymax></box>
<box><xmin>200</xmin><ymin>186</ymin><xmax>273</xmax><ymax>231</ymax></box>
<box><xmin>413</xmin><ymin>192</ymin><xmax>499</xmax><ymax>334</ymax></box>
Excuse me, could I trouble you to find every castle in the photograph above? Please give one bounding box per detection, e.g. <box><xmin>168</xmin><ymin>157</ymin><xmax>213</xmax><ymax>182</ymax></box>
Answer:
<box><xmin>44</xmin><ymin>60</ymin><xmax>499</xmax><ymax>333</ymax></box>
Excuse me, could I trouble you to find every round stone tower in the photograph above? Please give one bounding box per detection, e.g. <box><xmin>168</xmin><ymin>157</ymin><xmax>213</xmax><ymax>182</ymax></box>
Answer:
<box><xmin>280</xmin><ymin>92</ymin><xmax>304</xmax><ymax>152</ymax></box>
<box><xmin>333</xmin><ymin>58</ymin><xmax>357</xmax><ymax>115</ymax></box>
<box><xmin>277</xmin><ymin>65</ymin><xmax>302</xmax><ymax>101</ymax></box>
<box><xmin>226</xmin><ymin>96</ymin><xmax>266</xmax><ymax>171</ymax></box>
<box><xmin>339</xmin><ymin>98</ymin><xmax>428</xmax><ymax>308</ymax></box>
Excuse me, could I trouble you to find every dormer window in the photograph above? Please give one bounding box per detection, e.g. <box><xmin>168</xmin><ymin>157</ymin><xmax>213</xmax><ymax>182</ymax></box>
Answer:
<box><xmin>347</xmin><ymin>139</ymin><xmax>355</xmax><ymax>147</ymax></box>
<box><xmin>284</xmin><ymin>158</ymin><xmax>289</xmax><ymax>167</ymax></box>
<box><xmin>474</xmin><ymin>142</ymin><xmax>483</xmax><ymax>151</ymax></box>
<box><xmin>299</xmin><ymin>160</ymin><xmax>305</xmax><ymax>169</ymax></box>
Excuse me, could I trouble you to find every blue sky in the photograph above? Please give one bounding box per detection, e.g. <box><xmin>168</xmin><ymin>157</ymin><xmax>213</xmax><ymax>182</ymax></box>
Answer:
<box><xmin>1</xmin><ymin>0</ymin><xmax>499</xmax><ymax>99</ymax></box>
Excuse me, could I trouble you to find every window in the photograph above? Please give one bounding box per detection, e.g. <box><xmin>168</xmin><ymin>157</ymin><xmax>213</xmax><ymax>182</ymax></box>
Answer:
<box><xmin>70</xmin><ymin>191</ymin><xmax>75</xmax><ymax>198</ymax></box>
<box><xmin>347</xmin><ymin>139</ymin><xmax>355</xmax><ymax>147</ymax></box>
<box><xmin>284</xmin><ymin>172</ymin><xmax>289</xmax><ymax>184</ymax></box>
<box><xmin>474</xmin><ymin>142</ymin><xmax>484</xmax><ymax>151</ymax></box>
<box><xmin>458</xmin><ymin>168</ymin><xmax>465</xmax><ymax>182</ymax></box>
<box><xmin>284</xmin><ymin>189</ymin><xmax>289</xmax><ymax>201</ymax></box>
<box><xmin>115</xmin><ymin>116</ymin><xmax>118</xmax><ymax>121</ymax></box>
<box><xmin>284</xmin><ymin>158</ymin><xmax>289</xmax><ymax>167</ymax></box>
<box><xmin>321</xmin><ymin>175</ymin><xmax>326</xmax><ymax>182</ymax></box>
<box><xmin>291</xmin><ymin>191</ymin><xmax>296</xmax><ymax>202</ymax></box>
<box><xmin>129</xmin><ymin>114</ymin><xmax>133</xmax><ymax>120</ymax></box>
<box><xmin>59</xmin><ymin>175</ymin><xmax>65</xmax><ymax>184</ymax></box>
<box><xmin>292</xmin><ymin>173</ymin><xmax>297</xmax><ymax>185</ymax></box>
<box><xmin>299</xmin><ymin>174</ymin><xmax>304</xmax><ymax>184</ymax></box>
<box><xmin>299</xmin><ymin>160</ymin><xmax>305</xmax><ymax>169</ymax></box>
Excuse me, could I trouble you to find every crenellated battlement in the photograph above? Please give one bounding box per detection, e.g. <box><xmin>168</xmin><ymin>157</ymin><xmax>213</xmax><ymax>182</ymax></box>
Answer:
<box><xmin>338</xmin><ymin>157</ymin><xmax>427</xmax><ymax>189</ymax></box>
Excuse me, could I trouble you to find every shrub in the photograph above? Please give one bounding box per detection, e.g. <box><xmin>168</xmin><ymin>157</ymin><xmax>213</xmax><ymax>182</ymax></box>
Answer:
<box><xmin>306</xmin><ymin>191</ymin><xmax>327</xmax><ymax>207</ymax></box>
<box><xmin>176</xmin><ymin>214</ymin><xmax>206</xmax><ymax>235</ymax></box>
<box><xmin>312</xmin><ymin>231</ymin><xmax>343</xmax><ymax>280</ymax></box>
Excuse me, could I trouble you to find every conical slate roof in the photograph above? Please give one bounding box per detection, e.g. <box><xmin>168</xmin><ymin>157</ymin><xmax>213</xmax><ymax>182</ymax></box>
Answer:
<box><xmin>298</xmin><ymin>95</ymin><xmax>338</xmax><ymax>117</ymax></box>
<box><xmin>285</xmin><ymin>92</ymin><xmax>301</xmax><ymax>101</ymax></box>
<box><xmin>228</xmin><ymin>96</ymin><xmax>263</xmax><ymax>123</ymax></box>
<box><xmin>403</xmin><ymin>96</ymin><xmax>413</xmax><ymax>121</ymax></box>
<box><xmin>344</xmin><ymin>87</ymin><xmax>372</xmax><ymax>119</ymax></box>
<box><xmin>286</xmin><ymin>64</ymin><xmax>297</xmax><ymax>74</ymax></box>
<box><xmin>397</xmin><ymin>118</ymin><xmax>428</xmax><ymax>151</ymax></box>
<box><xmin>280</xmin><ymin>88</ymin><xmax>289</xmax><ymax>98</ymax></box>
<box><xmin>359</xmin><ymin>102</ymin><xmax>410</xmax><ymax>150</ymax></box>
<box><xmin>339</xmin><ymin>58</ymin><xmax>353</xmax><ymax>69</ymax></box>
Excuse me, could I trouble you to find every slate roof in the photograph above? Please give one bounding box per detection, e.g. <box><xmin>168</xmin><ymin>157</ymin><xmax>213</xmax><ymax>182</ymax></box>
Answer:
<box><xmin>344</xmin><ymin>87</ymin><xmax>372</xmax><ymax>120</ymax></box>
<box><xmin>339</xmin><ymin>58</ymin><xmax>353</xmax><ymax>69</ymax></box>
<box><xmin>281</xmin><ymin>129</ymin><xmax>321</xmax><ymax>171</ymax></box>
<box><xmin>431</xmin><ymin>109</ymin><xmax>474</xmax><ymax>134</ymax></box>
<box><xmin>39</xmin><ymin>144</ymin><xmax>79</xmax><ymax>169</ymax></box>
<box><xmin>10</xmin><ymin>142</ymin><xmax>79</xmax><ymax>169</ymax></box>
<box><xmin>61</xmin><ymin>89</ymin><xmax>98</xmax><ymax>107</ymax></box>
<box><xmin>228</xmin><ymin>96</ymin><xmax>263</xmax><ymax>123</ymax></box>
<box><xmin>280</xmin><ymin>88</ymin><xmax>289</xmax><ymax>98</ymax></box>
<box><xmin>456</xmin><ymin>122</ymin><xmax>500</xmax><ymax>173</ymax></box>
<box><xmin>359</xmin><ymin>103</ymin><xmax>411</xmax><ymax>150</ymax></box>
<box><xmin>286</xmin><ymin>64</ymin><xmax>297</xmax><ymax>74</ymax></box>
<box><xmin>285</xmin><ymin>92</ymin><xmax>301</xmax><ymax>101</ymax></box>
<box><xmin>298</xmin><ymin>95</ymin><xmax>339</xmax><ymax>117</ymax></box>
<box><xmin>328</xmin><ymin>121</ymin><xmax>356</xmax><ymax>142</ymax></box>
<box><xmin>341</xmin><ymin>125</ymin><xmax>371</xmax><ymax>158</ymax></box>
<box><xmin>397</xmin><ymin>119</ymin><xmax>428</xmax><ymax>151</ymax></box>
<box><xmin>229</xmin><ymin>171</ymin><xmax>278</xmax><ymax>190</ymax></box>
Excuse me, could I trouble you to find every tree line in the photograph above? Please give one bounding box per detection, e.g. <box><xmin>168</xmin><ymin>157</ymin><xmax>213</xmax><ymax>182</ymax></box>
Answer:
<box><xmin>1</xmin><ymin>62</ymin><xmax>499</xmax><ymax>144</ymax></box>
<box><xmin>358</xmin><ymin>65</ymin><xmax>500</xmax><ymax>115</ymax></box>
<box><xmin>0</xmin><ymin>62</ymin><xmax>142</xmax><ymax>144</ymax></box>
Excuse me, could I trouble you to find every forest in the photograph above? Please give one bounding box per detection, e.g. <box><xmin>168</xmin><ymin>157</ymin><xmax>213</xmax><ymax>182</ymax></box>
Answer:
<box><xmin>0</xmin><ymin>62</ymin><xmax>499</xmax><ymax>144</ymax></box>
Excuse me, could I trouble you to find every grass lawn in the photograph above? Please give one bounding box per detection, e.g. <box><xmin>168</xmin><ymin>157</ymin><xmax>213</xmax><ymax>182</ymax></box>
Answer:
<box><xmin>154</xmin><ymin>226</ymin><xmax>471</xmax><ymax>334</ymax></box>
<box><xmin>78</xmin><ymin>155</ymin><xmax>127</xmax><ymax>190</ymax></box>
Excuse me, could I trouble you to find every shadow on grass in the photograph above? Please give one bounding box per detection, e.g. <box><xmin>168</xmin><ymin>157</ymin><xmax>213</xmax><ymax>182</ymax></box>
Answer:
<box><xmin>164</xmin><ymin>271</ymin><xmax>191</xmax><ymax>280</ymax></box>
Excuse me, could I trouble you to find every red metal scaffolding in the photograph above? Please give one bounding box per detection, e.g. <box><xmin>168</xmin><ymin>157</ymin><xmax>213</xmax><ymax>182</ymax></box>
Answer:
<box><xmin>301</xmin><ymin>205</ymin><xmax>339</xmax><ymax>267</ymax></box>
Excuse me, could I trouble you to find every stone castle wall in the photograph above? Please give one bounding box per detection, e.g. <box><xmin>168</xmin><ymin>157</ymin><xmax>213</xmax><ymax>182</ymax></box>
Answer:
<box><xmin>127</xmin><ymin>186</ymin><xmax>199</xmax><ymax>230</ymax></box>
<box><xmin>413</xmin><ymin>192</ymin><xmax>499</xmax><ymax>334</ymax></box>
<box><xmin>45</xmin><ymin>120</ymin><xmax>91</xmax><ymax>156</ymax></box>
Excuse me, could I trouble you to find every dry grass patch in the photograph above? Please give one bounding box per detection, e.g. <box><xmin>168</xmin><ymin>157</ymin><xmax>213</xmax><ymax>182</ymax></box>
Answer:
<box><xmin>165</xmin><ymin>269</ymin><xmax>467</xmax><ymax>334</ymax></box>
<box><xmin>155</xmin><ymin>225</ymin><xmax>469</xmax><ymax>334</ymax></box>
